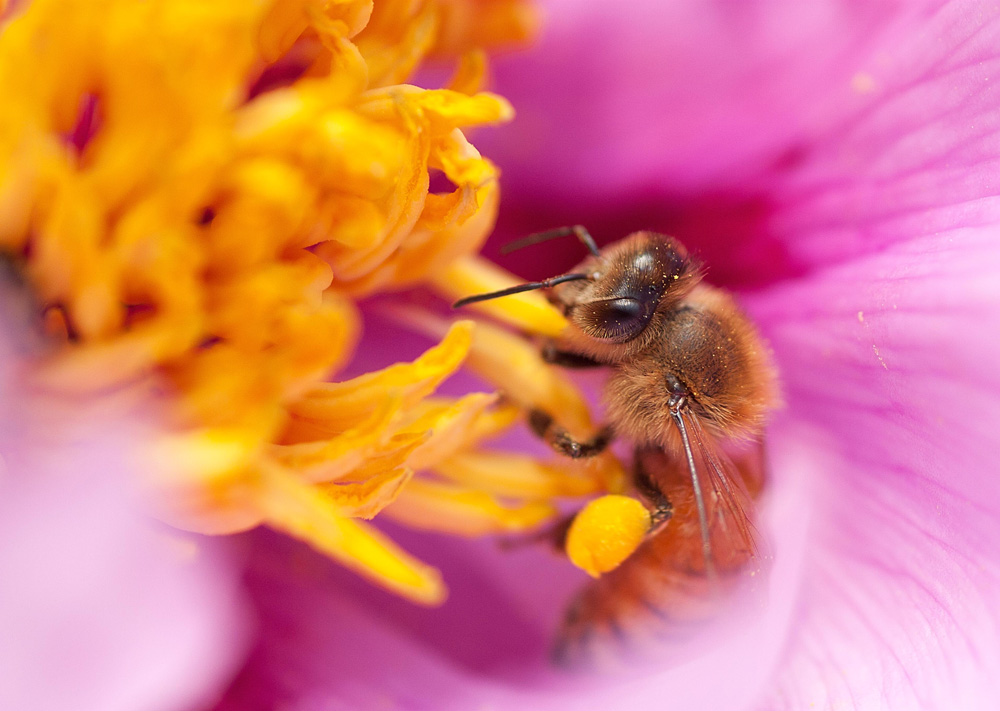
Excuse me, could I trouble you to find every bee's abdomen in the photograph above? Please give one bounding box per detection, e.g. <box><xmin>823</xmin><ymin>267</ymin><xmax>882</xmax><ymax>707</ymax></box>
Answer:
<box><xmin>553</xmin><ymin>529</ymin><xmax>716</xmax><ymax>668</ymax></box>
<box><xmin>553</xmin><ymin>446</ymin><xmax>763</xmax><ymax>668</ymax></box>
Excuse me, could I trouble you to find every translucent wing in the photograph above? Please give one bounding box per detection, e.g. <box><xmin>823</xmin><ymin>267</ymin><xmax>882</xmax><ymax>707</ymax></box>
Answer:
<box><xmin>553</xmin><ymin>419</ymin><xmax>769</xmax><ymax>667</ymax></box>
<box><xmin>676</xmin><ymin>406</ymin><xmax>769</xmax><ymax>578</ymax></box>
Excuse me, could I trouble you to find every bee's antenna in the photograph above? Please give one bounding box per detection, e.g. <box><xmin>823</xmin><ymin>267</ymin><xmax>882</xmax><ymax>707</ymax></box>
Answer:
<box><xmin>500</xmin><ymin>225</ymin><xmax>601</xmax><ymax>258</ymax></box>
<box><xmin>669</xmin><ymin>397</ymin><xmax>717</xmax><ymax>582</ymax></box>
<box><xmin>452</xmin><ymin>272</ymin><xmax>590</xmax><ymax>308</ymax></box>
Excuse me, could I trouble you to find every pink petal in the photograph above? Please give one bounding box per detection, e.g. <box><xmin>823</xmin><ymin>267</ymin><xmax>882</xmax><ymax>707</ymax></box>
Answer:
<box><xmin>0</xmin><ymin>275</ymin><xmax>250</xmax><ymax>711</ymax></box>
<box><xmin>485</xmin><ymin>0</ymin><xmax>943</xmax><ymax>200</ymax></box>
<box><xmin>215</xmin><ymin>524</ymin><xmax>793</xmax><ymax>710</ymax></box>
<box><xmin>485</xmin><ymin>0</ymin><xmax>1000</xmax><ymax>287</ymax></box>
<box><xmin>746</xmin><ymin>229</ymin><xmax>1000</xmax><ymax>710</ymax></box>
<box><xmin>754</xmin><ymin>1</ymin><xmax>1000</xmax><ymax>271</ymax></box>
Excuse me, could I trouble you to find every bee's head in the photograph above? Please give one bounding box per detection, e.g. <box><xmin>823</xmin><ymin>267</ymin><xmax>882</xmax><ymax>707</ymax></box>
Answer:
<box><xmin>453</xmin><ymin>228</ymin><xmax>701</xmax><ymax>357</ymax></box>
<box><xmin>550</xmin><ymin>231</ymin><xmax>700</xmax><ymax>345</ymax></box>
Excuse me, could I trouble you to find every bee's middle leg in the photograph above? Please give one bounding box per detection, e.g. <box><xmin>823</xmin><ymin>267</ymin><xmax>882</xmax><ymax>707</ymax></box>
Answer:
<box><xmin>633</xmin><ymin>449</ymin><xmax>674</xmax><ymax>531</ymax></box>
<box><xmin>528</xmin><ymin>409</ymin><xmax>612</xmax><ymax>459</ymax></box>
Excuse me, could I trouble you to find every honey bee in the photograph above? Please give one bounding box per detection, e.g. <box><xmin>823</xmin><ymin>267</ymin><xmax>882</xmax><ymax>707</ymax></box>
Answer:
<box><xmin>454</xmin><ymin>226</ymin><xmax>778</xmax><ymax>666</ymax></box>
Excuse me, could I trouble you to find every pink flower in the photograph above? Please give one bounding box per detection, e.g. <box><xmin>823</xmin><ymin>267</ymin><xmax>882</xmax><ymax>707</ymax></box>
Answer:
<box><xmin>211</xmin><ymin>1</ymin><xmax>1000</xmax><ymax>710</ymax></box>
<box><xmin>0</xmin><ymin>272</ymin><xmax>249</xmax><ymax>711</ymax></box>
<box><xmin>484</xmin><ymin>0</ymin><xmax>1000</xmax><ymax>707</ymax></box>
<box><xmin>9</xmin><ymin>2</ymin><xmax>991</xmax><ymax>709</ymax></box>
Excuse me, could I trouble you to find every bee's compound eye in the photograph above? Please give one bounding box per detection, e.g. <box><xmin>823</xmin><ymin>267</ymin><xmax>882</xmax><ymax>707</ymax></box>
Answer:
<box><xmin>577</xmin><ymin>296</ymin><xmax>654</xmax><ymax>342</ymax></box>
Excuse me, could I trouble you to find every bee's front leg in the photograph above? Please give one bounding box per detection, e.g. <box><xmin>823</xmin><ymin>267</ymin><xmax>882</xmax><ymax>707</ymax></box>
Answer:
<box><xmin>527</xmin><ymin>409</ymin><xmax>612</xmax><ymax>458</ymax></box>
<box><xmin>540</xmin><ymin>341</ymin><xmax>604</xmax><ymax>369</ymax></box>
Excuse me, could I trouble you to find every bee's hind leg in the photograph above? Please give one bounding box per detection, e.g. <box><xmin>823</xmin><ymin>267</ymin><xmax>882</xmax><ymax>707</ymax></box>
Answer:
<box><xmin>528</xmin><ymin>409</ymin><xmax>612</xmax><ymax>459</ymax></box>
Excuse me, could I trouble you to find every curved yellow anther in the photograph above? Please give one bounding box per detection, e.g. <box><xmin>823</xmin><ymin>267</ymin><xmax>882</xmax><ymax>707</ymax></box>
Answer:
<box><xmin>565</xmin><ymin>495</ymin><xmax>651</xmax><ymax>578</ymax></box>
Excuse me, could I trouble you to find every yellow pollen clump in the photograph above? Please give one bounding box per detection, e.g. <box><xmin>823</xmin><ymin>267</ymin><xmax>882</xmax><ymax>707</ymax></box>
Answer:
<box><xmin>566</xmin><ymin>495</ymin><xmax>651</xmax><ymax>578</ymax></box>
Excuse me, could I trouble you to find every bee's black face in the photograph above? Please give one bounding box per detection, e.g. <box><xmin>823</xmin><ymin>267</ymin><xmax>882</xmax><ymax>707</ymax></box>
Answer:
<box><xmin>555</xmin><ymin>232</ymin><xmax>700</xmax><ymax>344</ymax></box>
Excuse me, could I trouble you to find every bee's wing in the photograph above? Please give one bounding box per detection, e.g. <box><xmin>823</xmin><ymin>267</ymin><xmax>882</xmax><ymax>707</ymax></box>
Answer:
<box><xmin>677</xmin><ymin>407</ymin><xmax>769</xmax><ymax>575</ymax></box>
<box><xmin>553</xmin><ymin>424</ymin><xmax>768</xmax><ymax>667</ymax></box>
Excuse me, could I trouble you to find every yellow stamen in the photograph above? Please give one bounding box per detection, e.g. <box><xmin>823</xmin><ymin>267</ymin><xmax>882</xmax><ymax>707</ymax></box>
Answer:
<box><xmin>384</xmin><ymin>478</ymin><xmax>556</xmax><ymax>536</ymax></box>
<box><xmin>462</xmin><ymin>399</ymin><xmax>522</xmax><ymax>441</ymax></box>
<box><xmin>431</xmin><ymin>254</ymin><xmax>569</xmax><ymax>337</ymax></box>
<box><xmin>402</xmin><ymin>393</ymin><xmax>501</xmax><ymax>470</ymax></box>
<box><xmin>285</xmin><ymin>320</ymin><xmax>473</xmax><ymax>429</ymax></box>
<box><xmin>447</xmin><ymin>50</ymin><xmax>488</xmax><ymax>95</ymax></box>
<box><xmin>323</xmin><ymin>458</ymin><xmax>416</xmax><ymax>520</ymax></box>
<box><xmin>272</xmin><ymin>409</ymin><xmax>423</xmax><ymax>484</ymax></box>
<box><xmin>259</xmin><ymin>463</ymin><xmax>446</xmax><ymax>605</ymax></box>
<box><xmin>433</xmin><ymin>451</ymin><xmax>603</xmax><ymax>499</ymax></box>
<box><xmin>433</xmin><ymin>0</ymin><xmax>540</xmax><ymax>55</ymax></box>
<box><xmin>395</xmin><ymin>309</ymin><xmax>595</xmax><ymax>438</ymax></box>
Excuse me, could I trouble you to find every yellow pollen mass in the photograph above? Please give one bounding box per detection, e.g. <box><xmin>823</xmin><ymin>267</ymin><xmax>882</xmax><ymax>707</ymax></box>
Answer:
<box><xmin>566</xmin><ymin>495</ymin><xmax>651</xmax><ymax>578</ymax></box>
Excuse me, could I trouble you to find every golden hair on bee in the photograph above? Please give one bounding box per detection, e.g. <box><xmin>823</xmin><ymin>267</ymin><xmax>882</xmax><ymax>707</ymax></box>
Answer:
<box><xmin>454</xmin><ymin>226</ymin><xmax>778</xmax><ymax>666</ymax></box>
